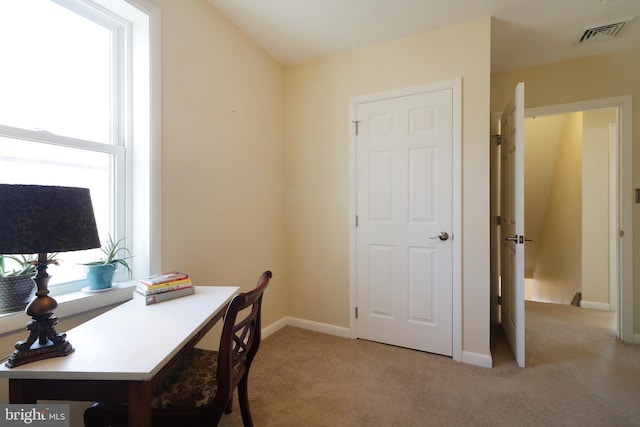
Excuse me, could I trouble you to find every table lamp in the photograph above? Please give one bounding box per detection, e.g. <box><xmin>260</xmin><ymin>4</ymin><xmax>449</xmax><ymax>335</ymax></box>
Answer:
<box><xmin>0</xmin><ymin>184</ymin><xmax>101</xmax><ymax>368</ymax></box>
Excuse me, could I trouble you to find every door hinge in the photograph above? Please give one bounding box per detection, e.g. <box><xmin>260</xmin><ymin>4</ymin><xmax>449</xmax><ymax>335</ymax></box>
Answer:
<box><xmin>355</xmin><ymin>215</ymin><xmax>359</xmax><ymax>227</ymax></box>
<box><xmin>492</xmin><ymin>134</ymin><xmax>502</xmax><ymax>146</ymax></box>
<box><xmin>352</xmin><ymin>120</ymin><xmax>360</xmax><ymax>136</ymax></box>
<box><xmin>497</xmin><ymin>295</ymin><xmax>502</xmax><ymax>305</ymax></box>
<box><xmin>355</xmin><ymin>307</ymin><xmax>358</xmax><ymax>319</ymax></box>
<box><xmin>496</xmin><ymin>215</ymin><xmax>502</xmax><ymax>226</ymax></box>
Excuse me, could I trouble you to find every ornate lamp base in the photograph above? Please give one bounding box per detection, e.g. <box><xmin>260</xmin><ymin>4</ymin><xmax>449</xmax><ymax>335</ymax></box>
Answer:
<box><xmin>6</xmin><ymin>341</ymin><xmax>74</xmax><ymax>368</ymax></box>
<box><xmin>5</xmin><ymin>314</ymin><xmax>74</xmax><ymax>368</ymax></box>
<box><xmin>5</xmin><ymin>257</ymin><xmax>74</xmax><ymax>368</ymax></box>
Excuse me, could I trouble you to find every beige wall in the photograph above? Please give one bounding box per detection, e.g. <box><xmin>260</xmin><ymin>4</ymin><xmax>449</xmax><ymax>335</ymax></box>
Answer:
<box><xmin>285</xmin><ymin>18</ymin><xmax>492</xmax><ymax>358</ymax></box>
<box><xmin>153</xmin><ymin>0</ymin><xmax>288</xmax><ymax>327</ymax></box>
<box><xmin>524</xmin><ymin>114</ymin><xmax>566</xmax><ymax>278</ymax></box>
<box><xmin>491</xmin><ymin>47</ymin><xmax>640</xmax><ymax>336</ymax></box>
<box><xmin>531</xmin><ymin>113</ymin><xmax>583</xmax><ymax>303</ymax></box>
<box><xmin>582</xmin><ymin>109</ymin><xmax>616</xmax><ymax>307</ymax></box>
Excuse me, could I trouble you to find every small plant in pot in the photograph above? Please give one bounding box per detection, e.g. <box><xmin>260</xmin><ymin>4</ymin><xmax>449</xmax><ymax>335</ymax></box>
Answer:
<box><xmin>0</xmin><ymin>254</ymin><xmax>57</xmax><ymax>313</ymax></box>
<box><xmin>82</xmin><ymin>236</ymin><xmax>132</xmax><ymax>291</ymax></box>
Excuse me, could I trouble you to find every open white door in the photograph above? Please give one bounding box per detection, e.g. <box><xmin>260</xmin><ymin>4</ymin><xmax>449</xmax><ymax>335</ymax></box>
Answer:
<box><xmin>500</xmin><ymin>82</ymin><xmax>525</xmax><ymax>367</ymax></box>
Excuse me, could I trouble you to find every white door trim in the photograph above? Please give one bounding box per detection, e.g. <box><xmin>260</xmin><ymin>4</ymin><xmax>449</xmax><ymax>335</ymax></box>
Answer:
<box><xmin>609</xmin><ymin>122</ymin><xmax>618</xmax><ymax>314</ymax></box>
<box><xmin>526</xmin><ymin>95</ymin><xmax>633</xmax><ymax>343</ymax></box>
<box><xmin>348</xmin><ymin>79</ymin><xmax>462</xmax><ymax>361</ymax></box>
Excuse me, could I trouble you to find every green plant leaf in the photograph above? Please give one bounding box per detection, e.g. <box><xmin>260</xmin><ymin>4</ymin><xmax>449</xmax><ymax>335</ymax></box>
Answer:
<box><xmin>80</xmin><ymin>235</ymin><xmax>133</xmax><ymax>277</ymax></box>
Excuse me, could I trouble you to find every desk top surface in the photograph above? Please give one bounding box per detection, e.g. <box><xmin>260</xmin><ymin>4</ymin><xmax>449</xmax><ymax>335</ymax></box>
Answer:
<box><xmin>0</xmin><ymin>286</ymin><xmax>238</xmax><ymax>381</ymax></box>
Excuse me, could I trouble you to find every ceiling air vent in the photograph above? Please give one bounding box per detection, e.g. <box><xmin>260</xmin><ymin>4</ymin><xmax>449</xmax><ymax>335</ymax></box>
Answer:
<box><xmin>576</xmin><ymin>16</ymin><xmax>635</xmax><ymax>45</ymax></box>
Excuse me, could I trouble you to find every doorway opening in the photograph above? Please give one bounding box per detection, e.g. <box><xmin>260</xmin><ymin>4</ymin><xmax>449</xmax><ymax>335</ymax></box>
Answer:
<box><xmin>523</xmin><ymin>109</ymin><xmax>616</xmax><ymax>311</ymax></box>
<box><xmin>491</xmin><ymin>95</ymin><xmax>634</xmax><ymax>364</ymax></box>
<box><xmin>523</xmin><ymin>97</ymin><xmax>633</xmax><ymax>344</ymax></box>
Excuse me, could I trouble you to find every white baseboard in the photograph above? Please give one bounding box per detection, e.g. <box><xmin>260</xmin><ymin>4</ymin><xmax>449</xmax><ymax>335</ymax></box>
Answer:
<box><xmin>263</xmin><ymin>317</ymin><xmax>493</xmax><ymax>368</ymax></box>
<box><xmin>287</xmin><ymin>317</ymin><xmax>351</xmax><ymax>338</ymax></box>
<box><xmin>262</xmin><ymin>317</ymin><xmax>288</xmax><ymax>340</ymax></box>
<box><xmin>461</xmin><ymin>351</ymin><xmax>493</xmax><ymax>368</ymax></box>
<box><xmin>262</xmin><ymin>316</ymin><xmax>350</xmax><ymax>340</ymax></box>
<box><xmin>579</xmin><ymin>300</ymin><xmax>611</xmax><ymax>311</ymax></box>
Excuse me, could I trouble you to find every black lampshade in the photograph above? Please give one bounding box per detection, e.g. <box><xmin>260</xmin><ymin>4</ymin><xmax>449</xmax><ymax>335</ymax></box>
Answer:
<box><xmin>0</xmin><ymin>184</ymin><xmax>101</xmax><ymax>254</ymax></box>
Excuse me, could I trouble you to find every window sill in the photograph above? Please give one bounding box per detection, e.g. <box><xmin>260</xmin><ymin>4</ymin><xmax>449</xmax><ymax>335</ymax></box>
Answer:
<box><xmin>0</xmin><ymin>280</ymin><xmax>136</xmax><ymax>337</ymax></box>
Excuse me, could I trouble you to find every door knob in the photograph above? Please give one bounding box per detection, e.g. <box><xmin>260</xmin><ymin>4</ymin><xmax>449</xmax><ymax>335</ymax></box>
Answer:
<box><xmin>430</xmin><ymin>231</ymin><xmax>449</xmax><ymax>241</ymax></box>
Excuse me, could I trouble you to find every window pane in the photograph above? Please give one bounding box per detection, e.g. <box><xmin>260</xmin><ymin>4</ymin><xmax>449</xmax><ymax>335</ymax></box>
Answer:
<box><xmin>0</xmin><ymin>0</ymin><xmax>112</xmax><ymax>144</ymax></box>
<box><xmin>0</xmin><ymin>136</ymin><xmax>112</xmax><ymax>285</ymax></box>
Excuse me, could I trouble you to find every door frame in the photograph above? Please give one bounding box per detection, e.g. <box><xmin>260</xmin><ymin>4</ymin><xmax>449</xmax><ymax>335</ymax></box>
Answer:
<box><xmin>348</xmin><ymin>79</ymin><xmax>462</xmax><ymax>362</ymax></box>
<box><xmin>491</xmin><ymin>95</ymin><xmax>633</xmax><ymax>343</ymax></box>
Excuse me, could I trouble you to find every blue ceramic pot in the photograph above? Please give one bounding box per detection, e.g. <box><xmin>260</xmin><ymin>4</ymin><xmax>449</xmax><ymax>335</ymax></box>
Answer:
<box><xmin>85</xmin><ymin>264</ymin><xmax>116</xmax><ymax>290</ymax></box>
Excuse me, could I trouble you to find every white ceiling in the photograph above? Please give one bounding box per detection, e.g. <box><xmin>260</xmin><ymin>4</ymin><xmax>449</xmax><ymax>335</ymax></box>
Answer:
<box><xmin>206</xmin><ymin>0</ymin><xmax>640</xmax><ymax>72</ymax></box>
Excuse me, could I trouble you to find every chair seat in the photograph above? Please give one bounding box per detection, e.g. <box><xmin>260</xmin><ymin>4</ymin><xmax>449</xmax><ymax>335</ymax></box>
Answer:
<box><xmin>152</xmin><ymin>348</ymin><xmax>235</xmax><ymax>409</ymax></box>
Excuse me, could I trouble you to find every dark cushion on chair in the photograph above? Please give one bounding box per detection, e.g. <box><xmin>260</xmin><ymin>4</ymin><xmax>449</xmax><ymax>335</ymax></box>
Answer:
<box><xmin>152</xmin><ymin>348</ymin><xmax>228</xmax><ymax>409</ymax></box>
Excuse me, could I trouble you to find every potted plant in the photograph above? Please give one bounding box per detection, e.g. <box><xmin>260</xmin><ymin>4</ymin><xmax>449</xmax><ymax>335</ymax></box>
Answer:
<box><xmin>0</xmin><ymin>254</ymin><xmax>56</xmax><ymax>313</ymax></box>
<box><xmin>82</xmin><ymin>236</ymin><xmax>133</xmax><ymax>291</ymax></box>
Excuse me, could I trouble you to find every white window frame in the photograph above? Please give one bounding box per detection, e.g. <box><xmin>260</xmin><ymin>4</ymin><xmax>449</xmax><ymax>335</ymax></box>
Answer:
<box><xmin>0</xmin><ymin>0</ymin><xmax>161</xmax><ymax>330</ymax></box>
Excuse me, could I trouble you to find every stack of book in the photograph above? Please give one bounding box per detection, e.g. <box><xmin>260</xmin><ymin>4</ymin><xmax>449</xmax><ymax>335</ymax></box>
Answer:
<box><xmin>136</xmin><ymin>271</ymin><xmax>194</xmax><ymax>305</ymax></box>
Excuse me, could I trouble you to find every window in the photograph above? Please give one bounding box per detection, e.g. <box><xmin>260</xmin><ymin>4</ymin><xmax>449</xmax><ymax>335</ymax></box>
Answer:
<box><xmin>0</xmin><ymin>0</ymin><xmax>160</xmax><ymax>293</ymax></box>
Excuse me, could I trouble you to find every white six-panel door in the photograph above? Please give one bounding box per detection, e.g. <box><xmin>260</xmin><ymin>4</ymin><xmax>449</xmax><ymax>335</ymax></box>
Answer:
<box><xmin>355</xmin><ymin>87</ymin><xmax>454</xmax><ymax>356</ymax></box>
<box><xmin>500</xmin><ymin>82</ymin><xmax>525</xmax><ymax>367</ymax></box>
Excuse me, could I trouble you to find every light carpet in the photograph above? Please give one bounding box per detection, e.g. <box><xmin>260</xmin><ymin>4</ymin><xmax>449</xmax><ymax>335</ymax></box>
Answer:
<box><xmin>220</xmin><ymin>302</ymin><xmax>640</xmax><ymax>426</ymax></box>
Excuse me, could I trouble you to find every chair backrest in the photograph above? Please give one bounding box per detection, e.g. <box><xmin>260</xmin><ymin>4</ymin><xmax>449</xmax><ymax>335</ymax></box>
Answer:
<box><xmin>214</xmin><ymin>270</ymin><xmax>271</xmax><ymax>403</ymax></box>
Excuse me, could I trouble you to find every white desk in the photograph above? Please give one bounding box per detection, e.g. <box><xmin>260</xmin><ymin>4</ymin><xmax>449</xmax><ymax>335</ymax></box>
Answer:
<box><xmin>0</xmin><ymin>285</ymin><xmax>238</xmax><ymax>427</ymax></box>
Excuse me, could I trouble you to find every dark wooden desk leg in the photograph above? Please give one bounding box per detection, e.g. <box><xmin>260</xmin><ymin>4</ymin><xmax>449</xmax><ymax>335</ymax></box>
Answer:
<box><xmin>129</xmin><ymin>381</ymin><xmax>152</xmax><ymax>427</ymax></box>
<box><xmin>9</xmin><ymin>379</ymin><xmax>36</xmax><ymax>403</ymax></box>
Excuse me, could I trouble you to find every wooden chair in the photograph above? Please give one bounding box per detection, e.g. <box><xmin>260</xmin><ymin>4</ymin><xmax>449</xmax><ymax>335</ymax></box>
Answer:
<box><xmin>84</xmin><ymin>271</ymin><xmax>272</xmax><ymax>427</ymax></box>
